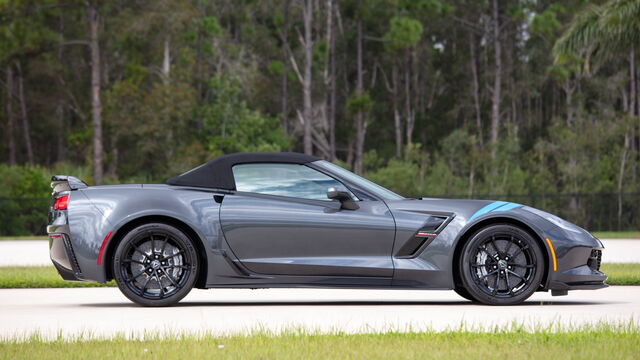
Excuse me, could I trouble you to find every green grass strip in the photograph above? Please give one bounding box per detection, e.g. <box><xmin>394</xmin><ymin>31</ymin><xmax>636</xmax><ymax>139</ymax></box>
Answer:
<box><xmin>0</xmin><ymin>325</ymin><xmax>639</xmax><ymax>360</ymax></box>
<box><xmin>0</xmin><ymin>236</ymin><xmax>48</xmax><ymax>241</ymax></box>
<box><xmin>592</xmin><ymin>231</ymin><xmax>640</xmax><ymax>239</ymax></box>
<box><xmin>0</xmin><ymin>264</ymin><xmax>638</xmax><ymax>288</ymax></box>
<box><xmin>600</xmin><ymin>263</ymin><xmax>640</xmax><ymax>286</ymax></box>
<box><xmin>0</xmin><ymin>266</ymin><xmax>114</xmax><ymax>288</ymax></box>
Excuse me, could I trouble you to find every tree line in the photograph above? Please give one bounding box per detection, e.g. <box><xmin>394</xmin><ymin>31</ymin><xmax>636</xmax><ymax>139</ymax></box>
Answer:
<box><xmin>1</xmin><ymin>1</ymin><xmax>638</xmax><ymax>215</ymax></box>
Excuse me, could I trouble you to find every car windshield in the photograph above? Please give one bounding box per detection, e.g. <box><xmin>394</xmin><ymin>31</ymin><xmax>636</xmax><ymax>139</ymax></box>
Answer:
<box><xmin>313</xmin><ymin>160</ymin><xmax>404</xmax><ymax>201</ymax></box>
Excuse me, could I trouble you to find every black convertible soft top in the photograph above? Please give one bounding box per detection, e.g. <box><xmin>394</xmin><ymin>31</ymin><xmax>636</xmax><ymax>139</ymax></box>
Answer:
<box><xmin>165</xmin><ymin>152</ymin><xmax>320</xmax><ymax>190</ymax></box>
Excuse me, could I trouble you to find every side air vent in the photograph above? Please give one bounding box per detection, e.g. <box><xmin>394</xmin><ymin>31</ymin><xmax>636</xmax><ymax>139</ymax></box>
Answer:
<box><xmin>395</xmin><ymin>214</ymin><xmax>453</xmax><ymax>258</ymax></box>
<box><xmin>421</xmin><ymin>215</ymin><xmax>448</xmax><ymax>231</ymax></box>
<box><xmin>395</xmin><ymin>237</ymin><xmax>433</xmax><ymax>258</ymax></box>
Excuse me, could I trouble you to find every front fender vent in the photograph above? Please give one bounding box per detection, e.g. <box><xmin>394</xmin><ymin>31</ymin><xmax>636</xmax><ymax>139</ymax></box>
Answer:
<box><xmin>395</xmin><ymin>215</ymin><xmax>453</xmax><ymax>258</ymax></box>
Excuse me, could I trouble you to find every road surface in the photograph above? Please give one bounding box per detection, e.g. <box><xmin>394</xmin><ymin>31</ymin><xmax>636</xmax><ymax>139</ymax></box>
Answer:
<box><xmin>0</xmin><ymin>286</ymin><xmax>637</xmax><ymax>340</ymax></box>
<box><xmin>1</xmin><ymin>239</ymin><xmax>639</xmax><ymax>267</ymax></box>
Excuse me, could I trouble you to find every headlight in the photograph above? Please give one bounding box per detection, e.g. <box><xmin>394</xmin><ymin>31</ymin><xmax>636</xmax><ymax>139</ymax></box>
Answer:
<box><xmin>522</xmin><ymin>206</ymin><xmax>583</xmax><ymax>234</ymax></box>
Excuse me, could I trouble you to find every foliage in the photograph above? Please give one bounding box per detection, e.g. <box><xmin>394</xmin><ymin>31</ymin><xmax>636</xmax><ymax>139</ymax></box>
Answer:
<box><xmin>600</xmin><ymin>263</ymin><xmax>640</xmax><ymax>285</ymax></box>
<box><xmin>1</xmin><ymin>325</ymin><xmax>640</xmax><ymax>359</ymax></box>
<box><xmin>384</xmin><ymin>16</ymin><xmax>423</xmax><ymax>53</ymax></box>
<box><xmin>201</xmin><ymin>75</ymin><xmax>291</xmax><ymax>156</ymax></box>
<box><xmin>0</xmin><ymin>0</ymin><xmax>639</xmax><ymax>233</ymax></box>
<box><xmin>0</xmin><ymin>266</ymin><xmax>115</xmax><ymax>288</ymax></box>
<box><xmin>0</xmin><ymin>165</ymin><xmax>50</xmax><ymax>236</ymax></box>
<box><xmin>554</xmin><ymin>0</ymin><xmax>640</xmax><ymax>65</ymax></box>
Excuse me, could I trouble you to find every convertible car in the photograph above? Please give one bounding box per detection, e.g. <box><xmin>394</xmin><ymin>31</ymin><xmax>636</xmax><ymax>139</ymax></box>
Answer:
<box><xmin>48</xmin><ymin>152</ymin><xmax>607</xmax><ymax>306</ymax></box>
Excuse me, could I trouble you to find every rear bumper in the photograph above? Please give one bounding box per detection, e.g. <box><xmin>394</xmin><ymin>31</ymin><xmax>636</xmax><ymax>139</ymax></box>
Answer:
<box><xmin>49</xmin><ymin>233</ymin><xmax>84</xmax><ymax>281</ymax></box>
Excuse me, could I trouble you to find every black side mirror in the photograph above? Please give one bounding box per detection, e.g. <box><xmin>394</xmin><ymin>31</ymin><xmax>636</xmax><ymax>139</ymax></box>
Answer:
<box><xmin>327</xmin><ymin>187</ymin><xmax>359</xmax><ymax>210</ymax></box>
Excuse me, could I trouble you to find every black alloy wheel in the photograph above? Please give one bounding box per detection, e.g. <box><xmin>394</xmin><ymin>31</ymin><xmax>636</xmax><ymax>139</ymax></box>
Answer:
<box><xmin>459</xmin><ymin>224</ymin><xmax>545</xmax><ymax>305</ymax></box>
<box><xmin>113</xmin><ymin>223</ymin><xmax>199</xmax><ymax>307</ymax></box>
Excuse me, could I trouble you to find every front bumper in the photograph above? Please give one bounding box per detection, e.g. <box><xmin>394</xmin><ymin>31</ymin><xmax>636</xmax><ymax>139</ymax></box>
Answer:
<box><xmin>548</xmin><ymin>246</ymin><xmax>608</xmax><ymax>294</ymax></box>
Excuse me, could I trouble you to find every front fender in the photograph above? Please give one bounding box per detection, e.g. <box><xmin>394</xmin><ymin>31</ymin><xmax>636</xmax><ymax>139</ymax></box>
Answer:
<box><xmin>454</xmin><ymin>205</ymin><xmax>604</xmax><ymax>291</ymax></box>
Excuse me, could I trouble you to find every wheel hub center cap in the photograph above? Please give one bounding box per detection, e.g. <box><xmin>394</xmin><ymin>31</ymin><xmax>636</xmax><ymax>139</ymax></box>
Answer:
<box><xmin>498</xmin><ymin>259</ymin><xmax>508</xmax><ymax>269</ymax></box>
<box><xmin>150</xmin><ymin>260</ymin><xmax>161</xmax><ymax>269</ymax></box>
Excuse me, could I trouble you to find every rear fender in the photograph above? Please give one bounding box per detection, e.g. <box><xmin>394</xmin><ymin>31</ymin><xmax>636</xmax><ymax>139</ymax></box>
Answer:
<box><xmin>69</xmin><ymin>187</ymin><xmax>223</xmax><ymax>283</ymax></box>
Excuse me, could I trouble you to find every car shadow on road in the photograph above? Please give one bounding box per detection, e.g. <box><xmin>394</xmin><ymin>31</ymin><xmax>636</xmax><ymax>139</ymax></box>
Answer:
<box><xmin>81</xmin><ymin>300</ymin><xmax>614</xmax><ymax>308</ymax></box>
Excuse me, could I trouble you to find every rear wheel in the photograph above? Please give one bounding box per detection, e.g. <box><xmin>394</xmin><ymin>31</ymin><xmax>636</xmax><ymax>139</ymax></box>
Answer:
<box><xmin>113</xmin><ymin>223</ymin><xmax>198</xmax><ymax>306</ymax></box>
<box><xmin>459</xmin><ymin>224</ymin><xmax>544</xmax><ymax>305</ymax></box>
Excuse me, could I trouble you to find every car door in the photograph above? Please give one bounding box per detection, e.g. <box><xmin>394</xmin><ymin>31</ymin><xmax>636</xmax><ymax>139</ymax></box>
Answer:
<box><xmin>219</xmin><ymin>163</ymin><xmax>396</xmax><ymax>278</ymax></box>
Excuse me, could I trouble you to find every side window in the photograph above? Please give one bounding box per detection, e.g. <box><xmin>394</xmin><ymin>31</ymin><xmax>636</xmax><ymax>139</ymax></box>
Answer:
<box><xmin>232</xmin><ymin>163</ymin><xmax>354</xmax><ymax>201</ymax></box>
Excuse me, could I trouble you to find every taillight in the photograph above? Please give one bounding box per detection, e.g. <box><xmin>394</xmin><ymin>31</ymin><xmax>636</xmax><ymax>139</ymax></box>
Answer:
<box><xmin>54</xmin><ymin>195</ymin><xmax>69</xmax><ymax>210</ymax></box>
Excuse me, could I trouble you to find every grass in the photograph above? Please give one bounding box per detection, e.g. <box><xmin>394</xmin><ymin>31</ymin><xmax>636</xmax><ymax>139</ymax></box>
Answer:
<box><xmin>0</xmin><ymin>325</ymin><xmax>638</xmax><ymax>359</ymax></box>
<box><xmin>0</xmin><ymin>235</ymin><xmax>47</xmax><ymax>241</ymax></box>
<box><xmin>0</xmin><ymin>266</ymin><xmax>115</xmax><ymax>288</ymax></box>
<box><xmin>600</xmin><ymin>263</ymin><xmax>640</xmax><ymax>286</ymax></box>
<box><xmin>592</xmin><ymin>231</ymin><xmax>640</xmax><ymax>239</ymax></box>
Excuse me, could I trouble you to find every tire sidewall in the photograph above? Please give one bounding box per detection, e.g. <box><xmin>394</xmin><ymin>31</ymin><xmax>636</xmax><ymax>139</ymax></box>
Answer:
<box><xmin>459</xmin><ymin>224</ymin><xmax>545</xmax><ymax>305</ymax></box>
<box><xmin>113</xmin><ymin>223</ymin><xmax>199</xmax><ymax>307</ymax></box>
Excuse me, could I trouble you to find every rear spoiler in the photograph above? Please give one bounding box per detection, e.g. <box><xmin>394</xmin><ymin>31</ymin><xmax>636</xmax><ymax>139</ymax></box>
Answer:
<box><xmin>51</xmin><ymin>175</ymin><xmax>88</xmax><ymax>193</ymax></box>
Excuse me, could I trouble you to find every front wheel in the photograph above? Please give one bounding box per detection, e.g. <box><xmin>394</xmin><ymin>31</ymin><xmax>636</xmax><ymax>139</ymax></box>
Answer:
<box><xmin>113</xmin><ymin>223</ymin><xmax>199</xmax><ymax>306</ymax></box>
<box><xmin>459</xmin><ymin>224</ymin><xmax>545</xmax><ymax>305</ymax></box>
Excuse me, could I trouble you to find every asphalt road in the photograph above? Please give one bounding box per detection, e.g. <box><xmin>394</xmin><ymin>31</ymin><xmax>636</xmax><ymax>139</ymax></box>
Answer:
<box><xmin>0</xmin><ymin>239</ymin><xmax>639</xmax><ymax>267</ymax></box>
<box><xmin>0</xmin><ymin>286</ymin><xmax>637</xmax><ymax>340</ymax></box>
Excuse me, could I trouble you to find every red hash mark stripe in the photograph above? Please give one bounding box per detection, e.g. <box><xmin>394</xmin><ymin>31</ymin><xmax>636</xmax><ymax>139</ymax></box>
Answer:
<box><xmin>97</xmin><ymin>232</ymin><xmax>113</xmax><ymax>265</ymax></box>
<box><xmin>416</xmin><ymin>232</ymin><xmax>437</xmax><ymax>237</ymax></box>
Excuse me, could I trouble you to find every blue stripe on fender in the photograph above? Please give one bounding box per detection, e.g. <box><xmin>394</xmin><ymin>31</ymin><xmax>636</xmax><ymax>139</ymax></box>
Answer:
<box><xmin>468</xmin><ymin>201</ymin><xmax>523</xmax><ymax>221</ymax></box>
<box><xmin>492</xmin><ymin>202</ymin><xmax>522</xmax><ymax>212</ymax></box>
<box><xmin>469</xmin><ymin>201</ymin><xmax>508</xmax><ymax>221</ymax></box>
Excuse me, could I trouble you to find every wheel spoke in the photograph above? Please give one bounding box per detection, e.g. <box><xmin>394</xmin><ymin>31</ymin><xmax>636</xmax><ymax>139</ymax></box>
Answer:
<box><xmin>504</xmin><ymin>236</ymin><xmax>515</xmax><ymax>257</ymax></box>
<box><xmin>509</xmin><ymin>245</ymin><xmax>529</xmax><ymax>259</ymax></box>
<box><xmin>122</xmin><ymin>259</ymin><xmax>146</xmax><ymax>266</ymax></box>
<box><xmin>160</xmin><ymin>236</ymin><xmax>169</xmax><ymax>255</ymax></box>
<box><xmin>504</xmin><ymin>270</ymin><xmax>512</xmax><ymax>293</ymax></box>
<box><xmin>160</xmin><ymin>265</ymin><xmax>180</xmax><ymax>288</ymax></box>
<box><xmin>489</xmin><ymin>235</ymin><xmax>501</xmax><ymax>257</ymax></box>
<box><xmin>133</xmin><ymin>246</ymin><xmax>149</xmax><ymax>258</ymax></box>
<box><xmin>125</xmin><ymin>268</ymin><xmax>149</xmax><ymax>282</ymax></box>
<box><xmin>477</xmin><ymin>269</ymin><xmax>498</xmax><ymax>280</ymax></box>
<box><xmin>509</xmin><ymin>263</ymin><xmax>534</xmax><ymax>269</ymax></box>
<box><xmin>507</xmin><ymin>269</ymin><xmax>526</xmax><ymax>281</ymax></box>
<box><xmin>155</xmin><ymin>273</ymin><xmax>164</xmax><ymax>299</ymax></box>
<box><xmin>471</xmin><ymin>263</ymin><xmax>491</xmax><ymax>268</ymax></box>
<box><xmin>166</xmin><ymin>264</ymin><xmax>190</xmax><ymax>270</ymax></box>
<box><xmin>140</xmin><ymin>274</ymin><xmax>151</xmax><ymax>295</ymax></box>
<box><xmin>491</xmin><ymin>271</ymin><xmax>500</xmax><ymax>294</ymax></box>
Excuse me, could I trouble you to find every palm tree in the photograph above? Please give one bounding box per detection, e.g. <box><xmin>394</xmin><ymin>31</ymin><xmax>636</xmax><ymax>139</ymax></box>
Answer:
<box><xmin>554</xmin><ymin>0</ymin><xmax>640</xmax><ymax>66</ymax></box>
<box><xmin>553</xmin><ymin>0</ymin><xmax>639</xmax><ymax>112</ymax></box>
<box><xmin>553</xmin><ymin>0</ymin><xmax>640</xmax><ymax>229</ymax></box>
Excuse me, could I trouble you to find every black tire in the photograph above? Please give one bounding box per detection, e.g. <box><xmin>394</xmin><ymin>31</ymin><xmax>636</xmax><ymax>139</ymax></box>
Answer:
<box><xmin>454</xmin><ymin>287</ymin><xmax>477</xmax><ymax>302</ymax></box>
<box><xmin>113</xmin><ymin>223</ymin><xmax>199</xmax><ymax>307</ymax></box>
<box><xmin>459</xmin><ymin>224</ymin><xmax>545</xmax><ymax>305</ymax></box>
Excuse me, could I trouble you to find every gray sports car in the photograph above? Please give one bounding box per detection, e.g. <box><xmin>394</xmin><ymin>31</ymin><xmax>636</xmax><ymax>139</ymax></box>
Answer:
<box><xmin>48</xmin><ymin>152</ymin><xmax>607</xmax><ymax>306</ymax></box>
